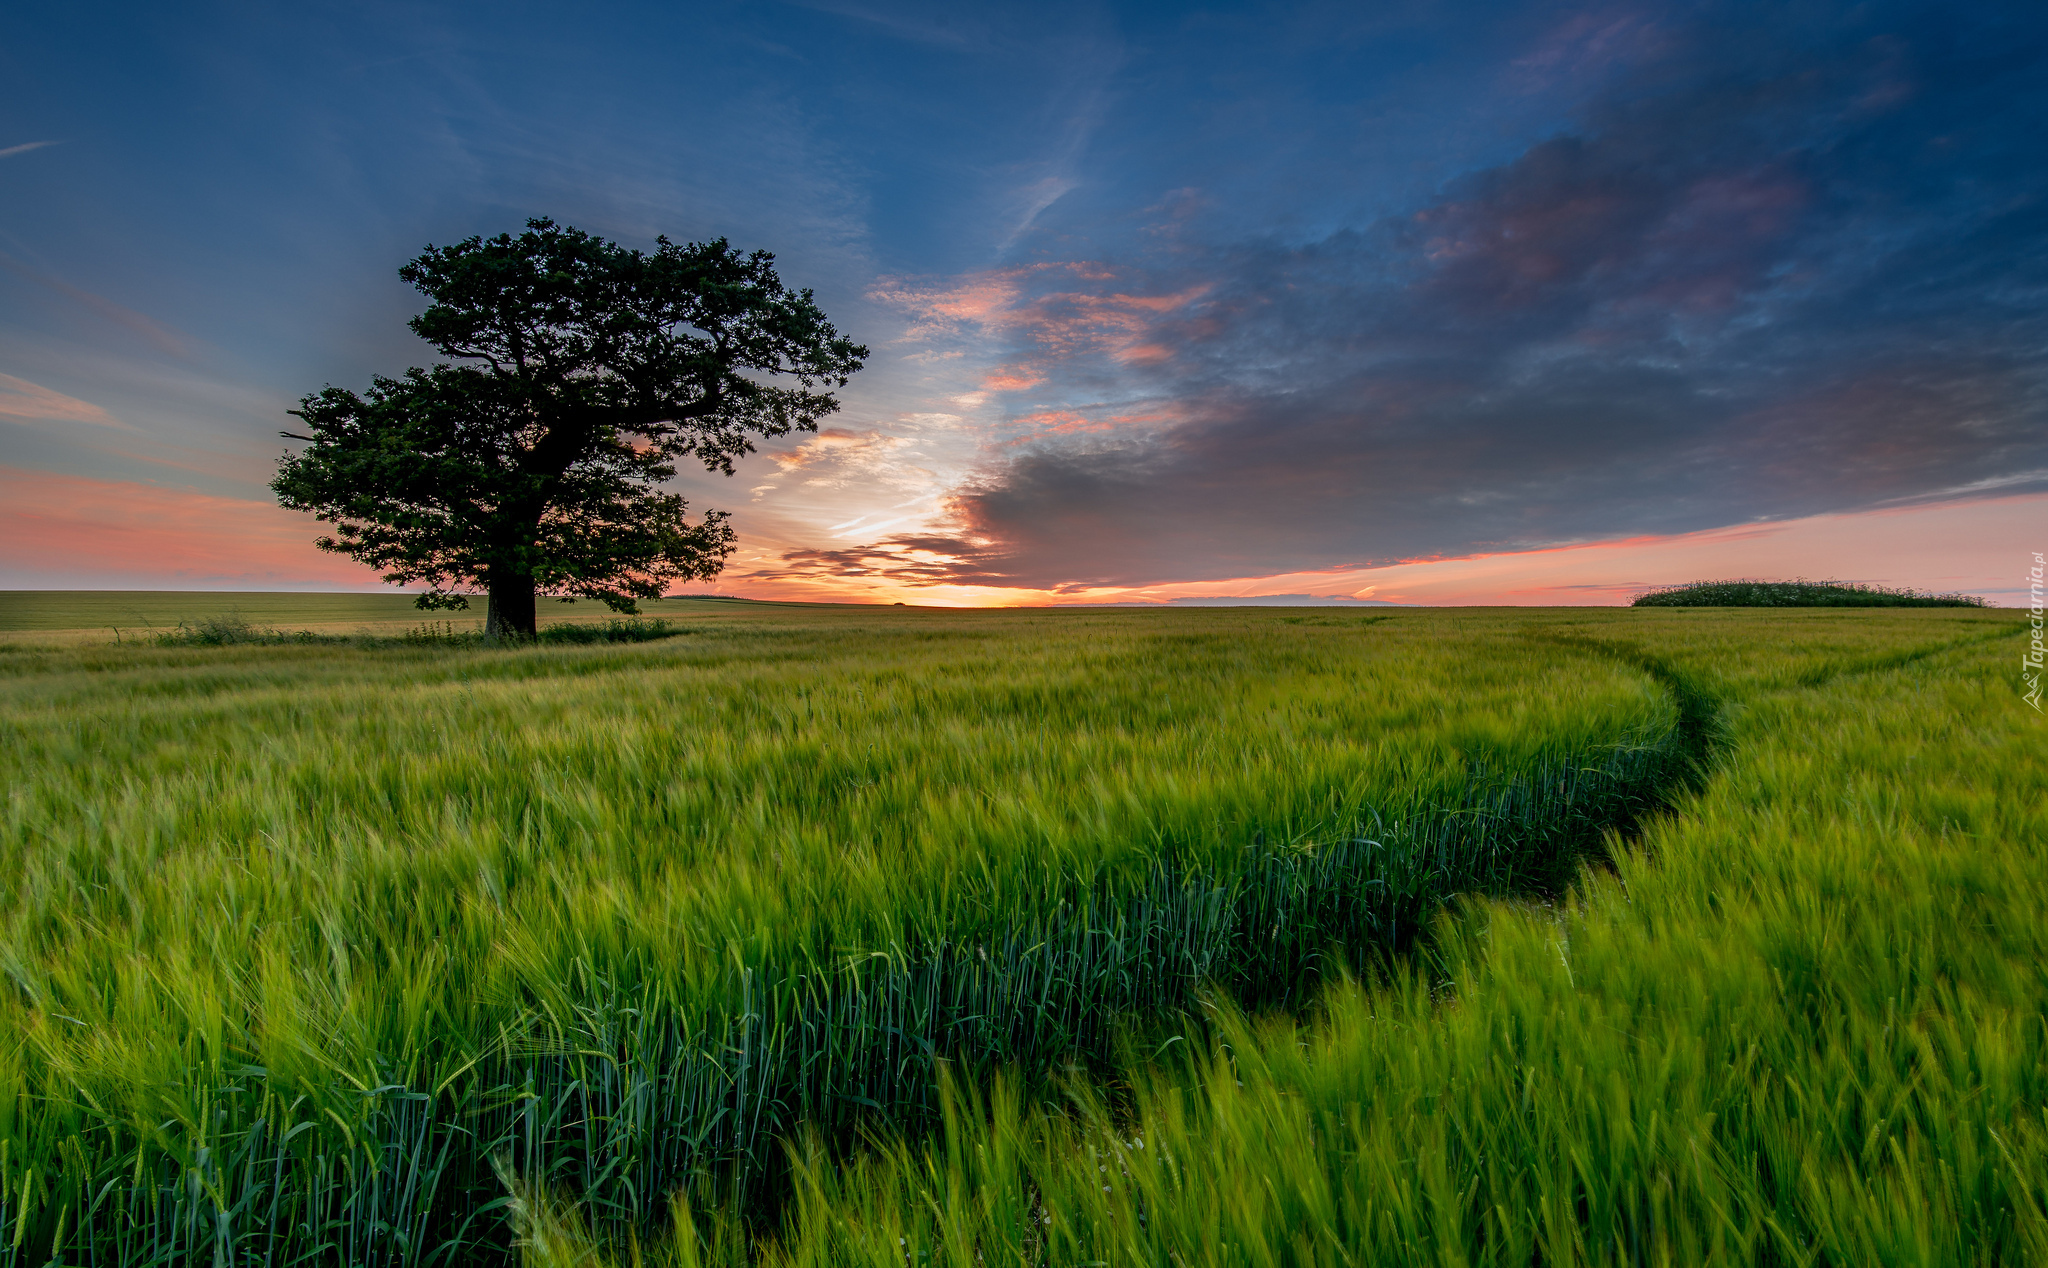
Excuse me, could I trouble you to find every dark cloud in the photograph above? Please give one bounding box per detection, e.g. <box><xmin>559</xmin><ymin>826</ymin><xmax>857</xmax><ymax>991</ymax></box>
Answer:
<box><xmin>901</xmin><ymin>4</ymin><xmax>2048</xmax><ymax>589</ymax></box>
<box><xmin>742</xmin><ymin>534</ymin><xmax>1016</xmax><ymax>587</ymax></box>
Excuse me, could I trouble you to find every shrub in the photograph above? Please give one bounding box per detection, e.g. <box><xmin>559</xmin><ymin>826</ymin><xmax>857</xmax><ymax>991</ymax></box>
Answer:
<box><xmin>152</xmin><ymin>613</ymin><xmax>349</xmax><ymax>645</ymax></box>
<box><xmin>402</xmin><ymin>620</ymin><xmax>483</xmax><ymax>646</ymax></box>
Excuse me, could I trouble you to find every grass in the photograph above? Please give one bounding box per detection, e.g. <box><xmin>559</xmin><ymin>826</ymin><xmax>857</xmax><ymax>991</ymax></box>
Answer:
<box><xmin>0</xmin><ymin>590</ymin><xmax>437</xmax><ymax>635</ymax></box>
<box><xmin>687</xmin><ymin>612</ymin><xmax>2045</xmax><ymax>1268</ymax></box>
<box><xmin>138</xmin><ymin>613</ymin><xmax>688</xmax><ymax>648</ymax></box>
<box><xmin>0</xmin><ymin>590</ymin><xmax>788</xmax><ymax>643</ymax></box>
<box><xmin>1632</xmin><ymin>578</ymin><xmax>1989</xmax><ymax>607</ymax></box>
<box><xmin>0</xmin><ymin>601</ymin><xmax>2032</xmax><ymax>1265</ymax></box>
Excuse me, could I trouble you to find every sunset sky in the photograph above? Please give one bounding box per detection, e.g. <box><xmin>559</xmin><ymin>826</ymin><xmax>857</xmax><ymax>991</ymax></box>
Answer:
<box><xmin>3</xmin><ymin>0</ymin><xmax>2042</xmax><ymax>606</ymax></box>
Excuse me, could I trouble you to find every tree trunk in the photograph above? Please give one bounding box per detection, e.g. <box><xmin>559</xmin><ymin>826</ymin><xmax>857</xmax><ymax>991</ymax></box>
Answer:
<box><xmin>484</xmin><ymin>572</ymin><xmax>539</xmax><ymax>641</ymax></box>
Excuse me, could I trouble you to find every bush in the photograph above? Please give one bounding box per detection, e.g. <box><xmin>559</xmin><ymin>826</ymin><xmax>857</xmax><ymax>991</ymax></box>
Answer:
<box><xmin>152</xmin><ymin>614</ymin><xmax>350</xmax><ymax>646</ymax></box>
<box><xmin>1632</xmin><ymin>579</ymin><xmax>1988</xmax><ymax>608</ymax></box>
<box><xmin>401</xmin><ymin>620</ymin><xmax>483</xmax><ymax>647</ymax></box>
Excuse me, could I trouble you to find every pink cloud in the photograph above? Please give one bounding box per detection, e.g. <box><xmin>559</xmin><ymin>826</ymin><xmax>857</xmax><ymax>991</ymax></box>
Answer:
<box><xmin>981</xmin><ymin>368</ymin><xmax>1045</xmax><ymax>391</ymax></box>
<box><xmin>999</xmin><ymin>404</ymin><xmax>1184</xmax><ymax>447</ymax></box>
<box><xmin>873</xmin><ymin>263</ymin><xmax>1209</xmax><ymax>365</ymax></box>
<box><xmin>1003</xmin><ymin>410</ymin><xmax>1117</xmax><ymax>444</ymax></box>
<box><xmin>0</xmin><ymin>373</ymin><xmax>123</xmax><ymax>426</ymax></box>
<box><xmin>768</xmin><ymin>427</ymin><xmax>917</xmax><ymax>475</ymax></box>
<box><xmin>1115</xmin><ymin>343</ymin><xmax>1173</xmax><ymax>364</ymax></box>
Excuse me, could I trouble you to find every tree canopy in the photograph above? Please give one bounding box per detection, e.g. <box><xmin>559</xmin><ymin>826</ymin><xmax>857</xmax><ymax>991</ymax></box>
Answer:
<box><xmin>273</xmin><ymin>218</ymin><xmax>866</xmax><ymax>637</ymax></box>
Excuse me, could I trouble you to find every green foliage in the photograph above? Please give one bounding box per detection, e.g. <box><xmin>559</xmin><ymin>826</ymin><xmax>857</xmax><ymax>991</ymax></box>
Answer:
<box><xmin>274</xmin><ymin>364</ymin><xmax>737</xmax><ymax>617</ymax></box>
<box><xmin>271</xmin><ymin>219</ymin><xmax>866</xmax><ymax>634</ymax></box>
<box><xmin>1632</xmin><ymin>577</ymin><xmax>1989</xmax><ymax>607</ymax></box>
<box><xmin>403</xmin><ymin>619</ymin><xmax>483</xmax><ymax>646</ymax></box>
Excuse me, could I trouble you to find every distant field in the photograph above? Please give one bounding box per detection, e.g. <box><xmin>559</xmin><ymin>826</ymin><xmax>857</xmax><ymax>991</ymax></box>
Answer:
<box><xmin>0</xmin><ymin>590</ymin><xmax>833</xmax><ymax>638</ymax></box>
<box><xmin>0</xmin><ymin>604</ymin><xmax>2036</xmax><ymax>1266</ymax></box>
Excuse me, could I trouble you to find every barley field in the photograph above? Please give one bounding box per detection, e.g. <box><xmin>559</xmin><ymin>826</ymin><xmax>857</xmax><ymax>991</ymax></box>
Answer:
<box><xmin>0</xmin><ymin>597</ymin><xmax>2036</xmax><ymax>1265</ymax></box>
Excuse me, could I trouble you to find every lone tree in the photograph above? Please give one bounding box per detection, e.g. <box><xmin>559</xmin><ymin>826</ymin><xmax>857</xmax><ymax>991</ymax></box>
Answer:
<box><xmin>273</xmin><ymin>218</ymin><xmax>865</xmax><ymax>638</ymax></box>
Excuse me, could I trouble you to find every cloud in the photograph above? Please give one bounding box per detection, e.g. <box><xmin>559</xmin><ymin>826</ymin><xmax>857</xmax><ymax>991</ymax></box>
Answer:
<box><xmin>1002</xmin><ymin>175</ymin><xmax>1076</xmax><ymax>248</ymax></box>
<box><xmin>0</xmin><ymin>254</ymin><xmax>194</xmax><ymax>358</ymax></box>
<box><xmin>0</xmin><ymin>141</ymin><xmax>63</xmax><ymax>160</ymax></box>
<box><xmin>871</xmin><ymin>263</ymin><xmax>1207</xmax><ymax>368</ymax></box>
<box><xmin>901</xmin><ymin>8</ymin><xmax>2048</xmax><ymax>589</ymax></box>
<box><xmin>768</xmin><ymin>426</ymin><xmax>939</xmax><ymax>495</ymax></box>
<box><xmin>741</xmin><ymin>535</ymin><xmax>1006</xmax><ymax>587</ymax></box>
<box><xmin>0</xmin><ymin>373</ymin><xmax>124</xmax><ymax>427</ymax></box>
<box><xmin>1505</xmin><ymin>10</ymin><xmax>1669</xmax><ymax>93</ymax></box>
<box><xmin>981</xmin><ymin>367</ymin><xmax>1045</xmax><ymax>391</ymax></box>
<box><xmin>1158</xmin><ymin>593</ymin><xmax>1403</xmax><ymax>606</ymax></box>
<box><xmin>741</xmin><ymin>536</ymin><xmax>1019</xmax><ymax>594</ymax></box>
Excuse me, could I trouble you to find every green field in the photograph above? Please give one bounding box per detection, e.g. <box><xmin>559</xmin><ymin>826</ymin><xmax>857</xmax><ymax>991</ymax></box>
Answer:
<box><xmin>0</xmin><ymin>599</ymin><xmax>2037</xmax><ymax>1265</ymax></box>
<box><xmin>0</xmin><ymin>590</ymin><xmax>826</xmax><ymax>639</ymax></box>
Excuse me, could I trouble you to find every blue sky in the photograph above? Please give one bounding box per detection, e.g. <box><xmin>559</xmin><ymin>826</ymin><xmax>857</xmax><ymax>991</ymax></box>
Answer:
<box><xmin>3</xmin><ymin>0</ymin><xmax>2042</xmax><ymax>602</ymax></box>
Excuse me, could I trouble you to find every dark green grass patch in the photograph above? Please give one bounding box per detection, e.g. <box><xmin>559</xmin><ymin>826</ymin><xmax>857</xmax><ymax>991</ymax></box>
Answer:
<box><xmin>536</xmin><ymin>617</ymin><xmax>685</xmax><ymax>645</ymax></box>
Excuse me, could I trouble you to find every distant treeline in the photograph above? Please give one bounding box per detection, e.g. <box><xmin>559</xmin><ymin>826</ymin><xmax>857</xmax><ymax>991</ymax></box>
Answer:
<box><xmin>1633</xmin><ymin>579</ymin><xmax>1989</xmax><ymax>608</ymax></box>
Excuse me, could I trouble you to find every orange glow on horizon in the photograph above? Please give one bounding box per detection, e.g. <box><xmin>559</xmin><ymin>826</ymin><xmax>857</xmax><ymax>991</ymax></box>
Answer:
<box><xmin>6</xmin><ymin>464</ymin><xmax>2034</xmax><ymax>608</ymax></box>
<box><xmin>673</xmin><ymin>492</ymin><xmax>2040</xmax><ymax>608</ymax></box>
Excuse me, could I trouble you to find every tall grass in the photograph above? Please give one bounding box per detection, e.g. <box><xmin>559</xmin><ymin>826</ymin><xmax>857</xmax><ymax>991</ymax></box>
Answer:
<box><xmin>0</xmin><ymin>607</ymin><xmax>1695</xmax><ymax>1264</ymax></box>
<box><xmin>142</xmin><ymin>613</ymin><xmax>686</xmax><ymax>648</ymax></box>
<box><xmin>596</xmin><ymin>611</ymin><xmax>2043</xmax><ymax>1267</ymax></box>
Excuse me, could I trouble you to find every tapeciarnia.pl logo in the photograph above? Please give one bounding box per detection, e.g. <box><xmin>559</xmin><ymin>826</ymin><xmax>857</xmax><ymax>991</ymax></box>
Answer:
<box><xmin>2026</xmin><ymin>551</ymin><xmax>2044</xmax><ymax>712</ymax></box>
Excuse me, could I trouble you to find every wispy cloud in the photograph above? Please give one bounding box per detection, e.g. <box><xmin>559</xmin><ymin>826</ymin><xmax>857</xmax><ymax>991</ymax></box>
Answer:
<box><xmin>0</xmin><ymin>254</ymin><xmax>194</xmax><ymax>358</ymax></box>
<box><xmin>999</xmin><ymin>175</ymin><xmax>1076</xmax><ymax>250</ymax></box>
<box><xmin>0</xmin><ymin>373</ymin><xmax>125</xmax><ymax>427</ymax></box>
<box><xmin>0</xmin><ymin>140</ymin><xmax>62</xmax><ymax>160</ymax></box>
<box><xmin>871</xmin><ymin>262</ymin><xmax>1208</xmax><ymax>366</ymax></box>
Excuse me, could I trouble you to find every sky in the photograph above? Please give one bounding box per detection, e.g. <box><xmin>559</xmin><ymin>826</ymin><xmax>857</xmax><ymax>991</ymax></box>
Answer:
<box><xmin>2</xmin><ymin>0</ymin><xmax>2043</xmax><ymax>606</ymax></box>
